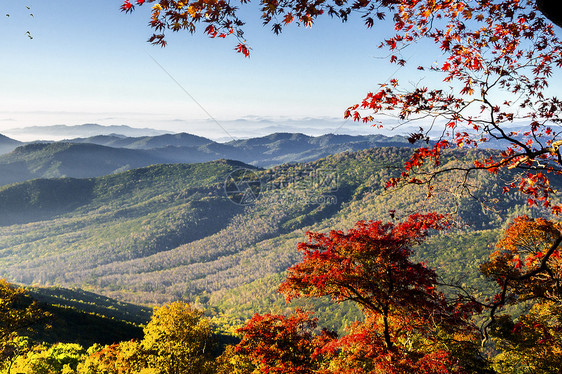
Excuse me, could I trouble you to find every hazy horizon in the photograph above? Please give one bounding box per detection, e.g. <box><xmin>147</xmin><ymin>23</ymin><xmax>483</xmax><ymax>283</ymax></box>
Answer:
<box><xmin>1</xmin><ymin>115</ymin><xmax>409</xmax><ymax>143</ymax></box>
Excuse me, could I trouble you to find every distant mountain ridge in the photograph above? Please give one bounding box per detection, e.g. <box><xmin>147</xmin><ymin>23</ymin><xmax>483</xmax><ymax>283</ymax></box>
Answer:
<box><xmin>0</xmin><ymin>132</ymin><xmax>419</xmax><ymax>186</ymax></box>
<box><xmin>67</xmin><ymin>132</ymin><xmax>213</xmax><ymax>149</ymax></box>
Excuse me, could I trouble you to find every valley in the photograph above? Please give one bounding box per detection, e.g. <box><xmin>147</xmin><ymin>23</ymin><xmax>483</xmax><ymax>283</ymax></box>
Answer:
<box><xmin>0</xmin><ymin>135</ymin><xmax>553</xmax><ymax>329</ymax></box>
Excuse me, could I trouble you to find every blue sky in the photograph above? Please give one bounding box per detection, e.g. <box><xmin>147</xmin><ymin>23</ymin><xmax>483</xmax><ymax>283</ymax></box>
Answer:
<box><xmin>0</xmin><ymin>1</ymin><xmax>431</xmax><ymax>140</ymax></box>
<box><xmin>2</xmin><ymin>1</ymin><xmax>559</xmax><ymax>141</ymax></box>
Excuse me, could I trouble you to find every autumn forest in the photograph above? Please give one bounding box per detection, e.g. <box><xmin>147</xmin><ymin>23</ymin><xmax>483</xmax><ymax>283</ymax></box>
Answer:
<box><xmin>1</xmin><ymin>0</ymin><xmax>562</xmax><ymax>373</ymax></box>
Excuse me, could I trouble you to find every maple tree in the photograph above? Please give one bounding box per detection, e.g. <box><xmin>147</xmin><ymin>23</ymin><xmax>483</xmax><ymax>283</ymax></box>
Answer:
<box><xmin>479</xmin><ymin>216</ymin><xmax>562</xmax><ymax>372</ymax></box>
<box><xmin>121</xmin><ymin>0</ymin><xmax>562</xmax><ymax>211</ymax></box>
<box><xmin>276</xmin><ymin>213</ymin><xmax>486</xmax><ymax>373</ymax></box>
<box><xmin>344</xmin><ymin>0</ymin><xmax>562</xmax><ymax>214</ymax></box>
<box><xmin>226</xmin><ymin>310</ymin><xmax>335</xmax><ymax>374</ymax></box>
<box><xmin>481</xmin><ymin>216</ymin><xmax>562</xmax><ymax>307</ymax></box>
<box><xmin>120</xmin><ymin>0</ymin><xmax>560</xmax><ymax>50</ymax></box>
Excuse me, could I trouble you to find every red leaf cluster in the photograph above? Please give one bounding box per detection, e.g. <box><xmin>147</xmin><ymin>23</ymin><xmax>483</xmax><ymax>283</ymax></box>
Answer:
<box><xmin>235</xmin><ymin>310</ymin><xmax>335</xmax><ymax>373</ymax></box>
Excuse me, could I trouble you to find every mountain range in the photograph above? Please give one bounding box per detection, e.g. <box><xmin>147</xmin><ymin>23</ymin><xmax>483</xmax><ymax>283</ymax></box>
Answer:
<box><xmin>0</xmin><ymin>131</ymin><xmax>417</xmax><ymax>186</ymax></box>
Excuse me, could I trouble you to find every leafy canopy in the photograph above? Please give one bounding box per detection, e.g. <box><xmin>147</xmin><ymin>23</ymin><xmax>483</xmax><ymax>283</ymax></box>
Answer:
<box><xmin>231</xmin><ymin>310</ymin><xmax>335</xmax><ymax>374</ymax></box>
<box><xmin>273</xmin><ymin>214</ymin><xmax>483</xmax><ymax>373</ymax></box>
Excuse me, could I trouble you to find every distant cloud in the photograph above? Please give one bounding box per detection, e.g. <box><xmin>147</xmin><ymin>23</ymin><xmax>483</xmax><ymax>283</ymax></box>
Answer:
<box><xmin>0</xmin><ymin>110</ymin><xmax>418</xmax><ymax>142</ymax></box>
<box><xmin>2</xmin><ymin>123</ymin><xmax>171</xmax><ymax>142</ymax></box>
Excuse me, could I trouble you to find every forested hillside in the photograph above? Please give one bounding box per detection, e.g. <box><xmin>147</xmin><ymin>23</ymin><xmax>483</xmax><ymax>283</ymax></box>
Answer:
<box><xmin>0</xmin><ymin>147</ymin><xmax>554</xmax><ymax>328</ymax></box>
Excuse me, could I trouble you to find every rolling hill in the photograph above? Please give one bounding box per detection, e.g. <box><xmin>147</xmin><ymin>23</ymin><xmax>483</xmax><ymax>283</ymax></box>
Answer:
<box><xmin>0</xmin><ymin>147</ymin><xmax>555</xmax><ymax>329</ymax></box>
<box><xmin>0</xmin><ymin>142</ymin><xmax>170</xmax><ymax>186</ymax></box>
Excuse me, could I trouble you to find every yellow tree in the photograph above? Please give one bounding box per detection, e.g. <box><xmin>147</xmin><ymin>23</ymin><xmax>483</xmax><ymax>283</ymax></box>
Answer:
<box><xmin>140</xmin><ymin>301</ymin><xmax>214</xmax><ymax>374</ymax></box>
<box><xmin>9</xmin><ymin>343</ymin><xmax>86</xmax><ymax>374</ymax></box>
<box><xmin>78</xmin><ymin>301</ymin><xmax>215</xmax><ymax>374</ymax></box>
<box><xmin>77</xmin><ymin>341</ymin><xmax>144</xmax><ymax>374</ymax></box>
<box><xmin>0</xmin><ymin>279</ymin><xmax>50</xmax><ymax>371</ymax></box>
